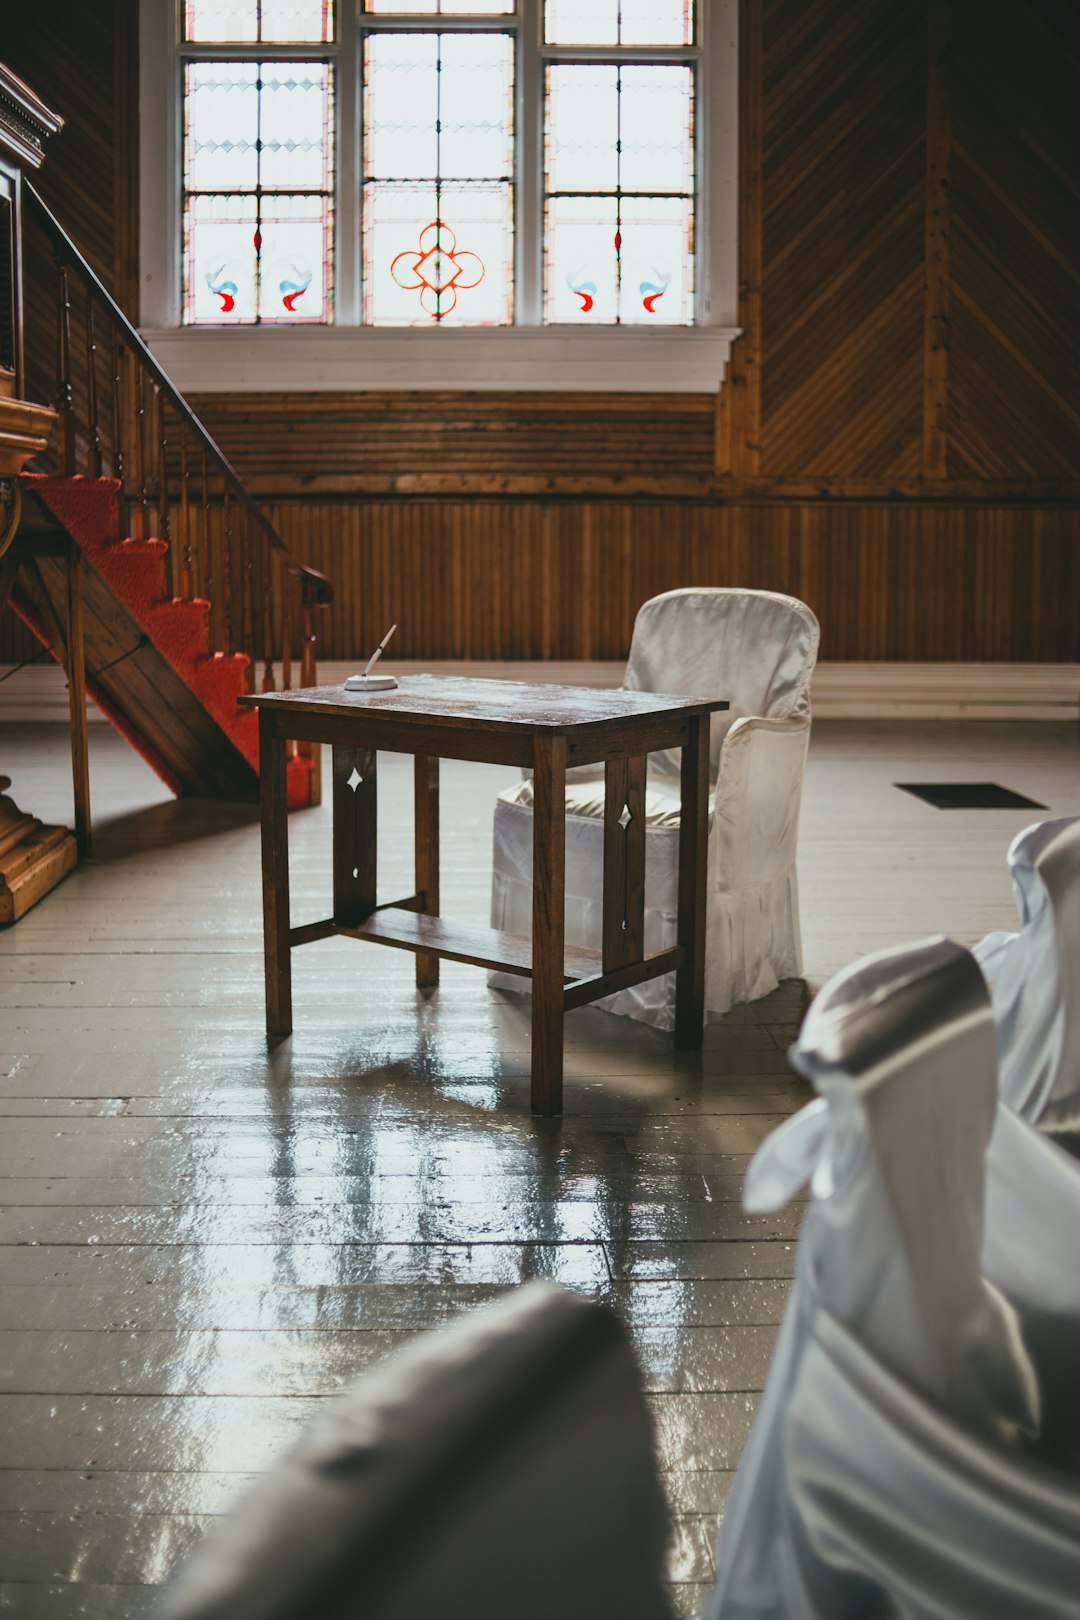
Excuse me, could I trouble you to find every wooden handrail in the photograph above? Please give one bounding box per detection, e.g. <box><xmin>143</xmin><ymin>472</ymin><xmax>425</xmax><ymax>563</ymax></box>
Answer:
<box><xmin>25</xmin><ymin>181</ymin><xmax>332</xmax><ymax>611</ymax></box>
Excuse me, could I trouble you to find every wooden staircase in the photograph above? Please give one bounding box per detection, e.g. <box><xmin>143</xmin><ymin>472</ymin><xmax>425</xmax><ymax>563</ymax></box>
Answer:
<box><xmin>6</xmin><ymin>183</ymin><xmax>333</xmax><ymax>812</ymax></box>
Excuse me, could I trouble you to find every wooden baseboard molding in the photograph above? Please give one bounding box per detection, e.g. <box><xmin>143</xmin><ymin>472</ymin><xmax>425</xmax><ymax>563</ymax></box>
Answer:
<box><xmin>3</xmin><ymin>660</ymin><xmax>1078</xmax><ymax>725</ymax></box>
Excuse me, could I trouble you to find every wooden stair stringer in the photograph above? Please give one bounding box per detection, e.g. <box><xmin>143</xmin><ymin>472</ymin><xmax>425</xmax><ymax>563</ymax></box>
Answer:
<box><xmin>10</xmin><ymin>561</ymin><xmax>260</xmax><ymax>801</ymax></box>
<box><xmin>18</xmin><ymin>473</ymin><xmax>314</xmax><ymax>806</ymax></box>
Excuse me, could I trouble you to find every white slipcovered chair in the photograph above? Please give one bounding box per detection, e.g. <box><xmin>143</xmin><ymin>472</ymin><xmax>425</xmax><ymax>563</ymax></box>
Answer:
<box><xmin>973</xmin><ymin>816</ymin><xmax>1080</xmax><ymax>1131</ymax></box>
<box><xmin>490</xmin><ymin>588</ymin><xmax>820</xmax><ymax>1027</ymax></box>
<box><xmin>704</xmin><ymin>935</ymin><xmax>1080</xmax><ymax>1620</ymax></box>
<box><xmin>155</xmin><ymin>1282</ymin><xmax>672</xmax><ymax>1620</ymax></box>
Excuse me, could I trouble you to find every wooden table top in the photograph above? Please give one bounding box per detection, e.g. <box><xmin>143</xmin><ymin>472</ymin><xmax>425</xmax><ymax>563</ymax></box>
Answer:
<box><xmin>240</xmin><ymin>676</ymin><xmax>729</xmax><ymax>734</ymax></box>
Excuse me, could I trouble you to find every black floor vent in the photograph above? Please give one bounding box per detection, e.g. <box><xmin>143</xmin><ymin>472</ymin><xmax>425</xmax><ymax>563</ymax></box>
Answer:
<box><xmin>896</xmin><ymin>783</ymin><xmax>1047</xmax><ymax>811</ymax></box>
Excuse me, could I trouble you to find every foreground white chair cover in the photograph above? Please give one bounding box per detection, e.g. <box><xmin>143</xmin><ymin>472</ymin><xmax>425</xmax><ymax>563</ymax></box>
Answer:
<box><xmin>973</xmin><ymin>817</ymin><xmax>1080</xmax><ymax>1130</ymax></box>
<box><xmin>490</xmin><ymin>589</ymin><xmax>820</xmax><ymax>1027</ymax></box>
<box><xmin>705</xmin><ymin>936</ymin><xmax>1080</xmax><ymax>1620</ymax></box>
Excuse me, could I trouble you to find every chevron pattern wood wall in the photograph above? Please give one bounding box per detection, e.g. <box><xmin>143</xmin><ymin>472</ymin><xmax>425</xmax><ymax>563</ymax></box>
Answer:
<box><xmin>720</xmin><ymin>0</ymin><xmax>1080</xmax><ymax>495</ymax></box>
<box><xmin>947</xmin><ymin>0</ymin><xmax>1080</xmax><ymax>481</ymax></box>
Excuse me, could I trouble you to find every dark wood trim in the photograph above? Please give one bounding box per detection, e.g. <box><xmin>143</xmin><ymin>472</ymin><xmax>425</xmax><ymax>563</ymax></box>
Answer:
<box><xmin>531</xmin><ymin>732</ymin><xmax>567</xmax><ymax>1115</ymax></box>
<box><xmin>259</xmin><ymin>706</ymin><xmax>291</xmax><ymax>1037</ymax></box>
<box><xmin>716</xmin><ymin>0</ymin><xmax>763</xmax><ymax>476</ymax></box>
<box><xmin>413</xmin><ymin>753</ymin><xmax>440</xmax><ymax>988</ymax></box>
<box><xmin>674</xmin><ymin>714</ymin><xmax>709</xmax><ymax>1050</ymax></box>
<box><xmin>231</xmin><ymin>471</ymin><xmax>1080</xmax><ymax>506</ymax></box>
<box><xmin>564</xmin><ymin>947</ymin><xmax>683</xmax><ymax>1013</ymax></box>
<box><xmin>332</xmin><ymin>744</ymin><xmax>377</xmax><ymax>927</ymax></box>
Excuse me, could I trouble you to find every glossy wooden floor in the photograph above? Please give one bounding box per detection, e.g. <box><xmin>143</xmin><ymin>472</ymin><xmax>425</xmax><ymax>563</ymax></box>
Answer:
<box><xmin>1</xmin><ymin>718</ymin><xmax>1076</xmax><ymax>1618</ymax></box>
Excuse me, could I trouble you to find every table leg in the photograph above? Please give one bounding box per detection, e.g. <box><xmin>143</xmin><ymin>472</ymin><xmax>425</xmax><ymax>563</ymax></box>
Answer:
<box><xmin>675</xmin><ymin>714</ymin><xmax>709</xmax><ymax>1049</ymax></box>
<box><xmin>602</xmin><ymin>752</ymin><xmax>646</xmax><ymax>972</ymax></box>
<box><xmin>333</xmin><ymin>745</ymin><xmax>377</xmax><ymax>926</ymax></box>
<box><xmin>414</xmin><ymin>753</ymin><xmax>440</xmax><ymax>988</ymax></box>
<box><xmin>259</xmin><ymin>707</ymin><xmax>291</xmax><ymax>1036</ymax></box>
<box><xmin>531</xmin><ymin>734</ymin><xmax>566</xmax><ymax>1115</ymax></box>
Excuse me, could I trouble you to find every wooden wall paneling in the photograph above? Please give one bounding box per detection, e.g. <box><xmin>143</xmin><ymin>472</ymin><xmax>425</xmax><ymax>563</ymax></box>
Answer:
<box><xmin>241</xmin><ymin>498</ymin><xmax>1079</xmax><ymax>667</ymax></box>
<box><xmin>186</xmin><ymin>392</ymin><xmax>717</xmax><ymax>497</ymax></box>
<box><xmin>758</xmin><ymin>0</ymin><xmax>926</xmax><ymax>480</ymax></box>
<box><xmin>947</xmin><ymin>0</ymin><xmax>1080</xmax><ymax>481</ymax></box>
<box><xmin>3</xmin><ymin>5</ymin><xmax>135</xmax><ymax>303</ymax></box>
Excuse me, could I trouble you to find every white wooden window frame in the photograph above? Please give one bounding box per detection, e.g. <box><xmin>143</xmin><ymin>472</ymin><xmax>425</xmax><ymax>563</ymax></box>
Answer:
<box><xmin>139</xmin><ymin>0</ymin><xmax>738</xmax><ymax>392</ymax></box>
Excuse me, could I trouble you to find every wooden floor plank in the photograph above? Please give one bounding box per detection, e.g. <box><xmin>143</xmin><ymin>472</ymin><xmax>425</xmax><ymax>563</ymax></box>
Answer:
<box><xmin>0</xmin><ymin>716</ymin><xmax>1075</xmax><ymax>1614</ymax></box>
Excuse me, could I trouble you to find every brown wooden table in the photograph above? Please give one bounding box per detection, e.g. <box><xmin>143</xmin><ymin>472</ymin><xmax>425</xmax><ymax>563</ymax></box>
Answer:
<box><xmin>240</xmin><ymin>677</ymin><xmax>728</xmax><ymax>1115</ymax></box>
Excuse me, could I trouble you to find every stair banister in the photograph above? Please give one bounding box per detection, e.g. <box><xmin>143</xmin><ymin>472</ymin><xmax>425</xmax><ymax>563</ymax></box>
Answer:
<box><xmin>24</xmin><ymin>180</ymin><xmax>332</xmax><ymax>707</ymax></box>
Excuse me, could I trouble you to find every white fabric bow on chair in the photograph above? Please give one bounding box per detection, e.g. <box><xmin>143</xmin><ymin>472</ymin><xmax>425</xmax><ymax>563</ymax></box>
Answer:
<box><xmin>490</xmin><ymin>588</ymin><xmax>820</xmax><ymax>1028</ymax></box>
<box><xmin>704</xmin><ymin>936</ymin><xmax>1080</xmax><ymax>1620</ymax></box>
<box><xmin>973</xmin><ymin>816</ymin><xmax>1080</xmax><ymax>1131</ymax></box>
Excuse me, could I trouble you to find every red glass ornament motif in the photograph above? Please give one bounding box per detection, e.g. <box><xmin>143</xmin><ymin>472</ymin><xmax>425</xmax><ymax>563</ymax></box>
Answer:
<box><xmin>391</xmin><ymin>221</ymin><xmax>485</xmax><ymax>318</ymax></box>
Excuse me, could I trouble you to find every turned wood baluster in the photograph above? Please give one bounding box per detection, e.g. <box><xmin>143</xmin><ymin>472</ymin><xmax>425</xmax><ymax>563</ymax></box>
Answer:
<box><xmin>261</xmin><ymin>535</ymin><xmax>276</xmax><ymax>692</ymax></box>
<box><xmin>134</xmin><ymin>361</ymin><xmax>149</xmax><ymax>540</ymax></box>
<box><xmin>300</xmin><ymin>596</ymin><xmax>316</xmax><ymax>689</ymax></box>
<box><xmin>199</xmin><ymin>447</ymin><xmax>211</xmax><ymax>618</ymax></box>
<box><xmin>110</xmin><ymin>328</ymin><xmax>125</xmax><ymax>487</ymax></box>
<box><xmin>155</xmin><ymin>386</ymin><xmax>174</xmax><ymax>595</ymax></box>
<box><xmin>220</xmin><ymin>481</ymin><xmax>233</xmax><ymax>656</ymax></box>
<box><xmin>280</xmin><ymin>559</ymin><xmax>293</xmax><ymax>691</ymax></box>
<box><xmin>55</xmin><ymin>259</ymin><xmax>76</xmax><ymax>475</ymax></box>
<box><xmin>84</xmin><ymin>290</ymin><xmax>102</xmax><ymax>477</ymax></box>
<box><xmin>242</xmin><ymin>505</ymin><xmax>256</xmax><ymax>692</ymax></box>
<box><xmin>298</xmin><ymin>588</ymin><xmax>320</xmax><ymax>799</ymax></box>
<box><xmin>178</xmin><ymin>431</ymin><xmax>192</xmax><ymax>597</ymax></box>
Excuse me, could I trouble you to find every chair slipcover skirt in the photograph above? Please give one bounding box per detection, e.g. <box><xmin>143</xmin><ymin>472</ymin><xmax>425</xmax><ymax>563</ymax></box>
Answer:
<box><xmin>490</xmin><ymin>588</ymin><xmax>819</xmax><ymax>1029</ymax></box>
<box><xmin>491</xmin><ymin>759</ymin><xmax>805</xmax><ymax>1028</ymax></box>
<box><xmin>704</xmin><ymin>937</ymin><xmax>1080</xmax><ymax>1620</ymax></box>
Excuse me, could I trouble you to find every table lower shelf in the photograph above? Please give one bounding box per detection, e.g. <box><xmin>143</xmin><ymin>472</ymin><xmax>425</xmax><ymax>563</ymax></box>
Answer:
<box><xmin>289</xmin><ymin>905</ymin><xmax>682</xmax><ymax>1009</ymax></box>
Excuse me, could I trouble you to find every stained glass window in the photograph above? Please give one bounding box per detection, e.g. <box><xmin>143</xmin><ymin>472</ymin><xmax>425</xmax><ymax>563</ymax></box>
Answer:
<box><xmin>544</xmin><ymin>61</ymin><xmax>694</xmax><ymax>324</ymax></box>
<box><xmin>184</xmin><ymin>2</ymin><xmax>334</xmax><ymax>42</ymax></box>
<box><xmin>173</xmin><ymin>0</ymin><xmax>705</xmax><ymax>329</ymax></box>
<box><xmin>362</xmin><ymin>31</ymin><xmax>514</xmax><ymax>324</ymax></box>
<box><xmin>183</xmin><ymin>61</ymin><xmax>334</xmax><ymax>322</ymax></box>
<box><xmin>544</xmin><ymin>1</ymin><xmax>694</xmax><ymax>46</ymax></box>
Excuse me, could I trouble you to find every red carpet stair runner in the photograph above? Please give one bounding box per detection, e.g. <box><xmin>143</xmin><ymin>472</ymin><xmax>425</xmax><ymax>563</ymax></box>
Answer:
<box><xmin>17</xmin><ymin>472</ymin><xmax>315</xmax><ymax>809</ymax></box>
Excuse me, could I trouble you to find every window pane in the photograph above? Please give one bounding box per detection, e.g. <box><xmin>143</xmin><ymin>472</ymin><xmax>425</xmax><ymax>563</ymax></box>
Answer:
<box><xmin>545</xmin><ymin>194</ymin><xmax>618</xmax><ymax>322</ymax></box>
<box><xmin>184</xmin><ymin>61</ymin><xmax>333</xmax><ymax>323</ymax></box>
<box><xmin>259</xmin><ymin>2</ymin><xmax>334</xmax><ymax>40</ymax></box>
<box><xmin>185</xmin><ymin>63</ymin><xmax>261</xmax><ymax>193</ymax></box>
<box><xmin>258</xmin><ymin>194</ymin><xmax>330</xmax><ymax>319</ymax></box>
<box><xmin>438</xmin><ymin>34</ymin><xmax>515</xmax><ymax>178</ymax></box>
<box><xmin>619</xmin><ymin>65</ymin><xmax>693</xmax><ymax>193</ymax></box>
<box><xmin>363</xmin><ymin>2</ymin><xmax>514</xmax><ymax>14</ymax></box>
<box><xmin>544</xmin><ymin>0</ymin><xmax>693</xmax><ymax>45</ymax></box>
<box><xmin>546</xmin><ymin>65</ymin><xmax>619</xmax><ymax>193</ymax></box>
<box><xmin>258</xmin><ymin>63</ymin><xmax>332</xmax><ymax>190</ymax></box>
<box><xmin>544</xmin><ymin>193</ymin><xmax>691</xmax><ymax>323</ymax></box>
<box><xmin>185</xmin><ymin>1</ymin><xmax>334</xmax><ymax>40</ymax></box>
<box><xmin>363</xmin><ymin>30</ymin><xmax>514</xmax><ymax>324</ymax></box>
<box><xmin>185</xmin><ymin>2</ymin><xmax>258</xmax><ymax>41</ymax></box>
<box><xmin>616</xmin><ymin>194</ymin><xmax>692</xmax><ymax>323</ymax></box>
<box><xmin>365</xmin><ymin>32</ymin><xmax>513</xmax><ymax>181</ymax></box>
<box><xmin>186</xmin><ymin>194</ymin><xmax>259</xmax><ymax>321</ymax></box>
<box><xmin>365</xmin><ymin>182</ymin><xmax>512</xmax><ymax>324</ymax></box>
<box><xmin>544</xmin><ymin>62</ymin><xmax>694</xmax><ymax>323</ymax></box>
<box><xmin>186</xmin><ymin>193</ymin><xmax>329</xmax><ymax>322</ymax></box>
<box><xmin>364</xmin><ymin>34</ymin><xmax>440</xmax><ymax>178</ymax></box>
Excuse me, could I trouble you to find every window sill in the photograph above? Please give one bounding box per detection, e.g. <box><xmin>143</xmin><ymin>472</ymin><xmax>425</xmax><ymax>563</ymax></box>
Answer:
<box><xmin>140</xmin><ymin>324</ymin><xmax>739</xmax><ymax>395</ymax></box>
